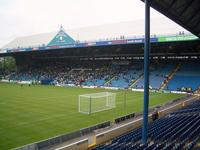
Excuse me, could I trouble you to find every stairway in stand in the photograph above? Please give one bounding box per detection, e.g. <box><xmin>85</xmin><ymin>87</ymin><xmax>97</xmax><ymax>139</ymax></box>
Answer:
<box><xmin>104</xmin><ymin>75</ymin><xmax>116</xmax><ymax>86</ymax></box>
<box><xmin>159</xmin><ymin>63</ymin><xmax>181</xmax><ymax>91</ymax></box>
<box><xmin>129</xmin><ymin>73</ymin><xmax>144</xmax><ymax>89</ymax></box>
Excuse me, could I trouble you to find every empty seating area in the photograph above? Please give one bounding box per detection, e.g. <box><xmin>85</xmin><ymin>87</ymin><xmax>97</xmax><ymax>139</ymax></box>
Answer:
<box><xmin>108</xmin><ymin>64</ymin><xmax>143</xmax><ymax>88</ymax></box>
<box><xmin>167</xmin><ymin>62</ymin><xmax>200</xmax><ymax>91</ymax></box>
<box><xmin>93</xmin><ymin>100</ymin><xmax>200</xmax><ymax>150</ymax></box>
<box><xmin>133</xmin><ymin>63</ymin><xmax>174</xmax><ymax>90</ymax></box>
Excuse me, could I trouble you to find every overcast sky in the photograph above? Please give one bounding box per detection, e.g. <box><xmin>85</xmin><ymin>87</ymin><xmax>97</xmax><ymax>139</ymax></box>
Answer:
<box><xmin>0</xmin><ymin>0</ymin><xmax>186</xmax><ymax>47</ymax></box>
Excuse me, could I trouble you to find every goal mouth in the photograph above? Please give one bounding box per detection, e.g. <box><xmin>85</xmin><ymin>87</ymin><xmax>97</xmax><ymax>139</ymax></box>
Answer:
<box><xmin>78</xmin><ymin>92</ymin><xmax>116</xmax><ymax>114</ymax></box>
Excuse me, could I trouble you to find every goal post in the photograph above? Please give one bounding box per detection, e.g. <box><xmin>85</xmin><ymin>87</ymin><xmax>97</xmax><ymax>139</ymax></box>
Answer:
<box><xmin>78</xmin><ymin>92</ymin><xmax>116</xmax><ymax>114</ymax></box>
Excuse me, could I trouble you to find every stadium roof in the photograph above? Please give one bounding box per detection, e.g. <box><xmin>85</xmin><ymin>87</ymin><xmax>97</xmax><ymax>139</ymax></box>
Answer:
<box><xmin>2</xmin><ymin>18</ymin><xmax>188</xmax><ymax>50</ymax></box>
<box><xmin>2</xmin><ymin>32</ymin><xmax>56</xmax><ymax>50</ymax></box>
<box><xmin>142</xmin><ymin>0</ymin><xmax>200</xmax><ymax>38</ymax></box>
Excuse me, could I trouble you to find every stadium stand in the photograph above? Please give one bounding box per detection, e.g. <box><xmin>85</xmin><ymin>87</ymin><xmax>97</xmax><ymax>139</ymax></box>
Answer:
<box><xmin>133</xmin><ymin>62</ymin><xmax>175</xmax><ymax>90</ymax></box>
<box><xmin>93</xmin><ymin>99</ymin><xmax>200</xmax><ymax>150</ymax></box>
<box><xmin>108</xmin><ymin>63</ymin><xmax>143</xmax><ymax>88</ymax></box>
<box><xmin>83</xmin><ymin>66</ymin><xmax>114</xmax><ymax>87</ymax></box>
<box><xmin>166</xmin><ymin>61</ymin><xmax>200</xmax><ymax>92</ymax></box>
<box><xmin>4</xmin><ymin>60</ymin><xmax>200</xmax><ymax>92</ymax></box>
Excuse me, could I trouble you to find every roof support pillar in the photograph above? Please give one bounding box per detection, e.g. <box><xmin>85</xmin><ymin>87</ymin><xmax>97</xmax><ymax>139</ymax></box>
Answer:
<box><xmin>142</xmin><ymin>0</ymin><xmax>150</xmax><ymax>144</ymax></box>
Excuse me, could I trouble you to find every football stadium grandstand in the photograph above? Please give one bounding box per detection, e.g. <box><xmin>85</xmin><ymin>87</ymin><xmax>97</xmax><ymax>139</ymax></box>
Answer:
<box><xmin>0</xmin><ymin>0</ymin><xmax>200</xmax><ymax>150</ymax></box>
<box><xmin>2</xmin><ymin>59</ymin><xmax>200</xmax><ymax>91</ymax></box>
<box><xmin>93</xmin><ymin>99</ymin><xmax>200</xmax><ymax>150</ymax></box>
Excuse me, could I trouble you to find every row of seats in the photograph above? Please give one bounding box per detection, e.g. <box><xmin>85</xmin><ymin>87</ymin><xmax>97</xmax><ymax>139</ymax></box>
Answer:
<box><xmin>108</xmin><ymin>65</ymin><xmax>143</xmax><ymax>88</ymax></box>
<box><xmin>133</xmin><ymin>63</ymin><xmax>174</xmax><ymax>90</ymax></box>
<box><xmin>93</xmin><ymin>100</ymin><xmax>200</xmax><ymax>150</ymax></box>
<box><xmin>167</xmin><ymin>62</ymin><xmax>200</xmax><ymax>91</ymax></box>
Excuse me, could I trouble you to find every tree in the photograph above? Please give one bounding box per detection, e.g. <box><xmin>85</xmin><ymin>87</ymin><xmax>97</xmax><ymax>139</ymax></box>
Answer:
<box><xmin>0</xmin><ymin>57</ymin><xmax>16</xmax><ymax>72</ymax></box>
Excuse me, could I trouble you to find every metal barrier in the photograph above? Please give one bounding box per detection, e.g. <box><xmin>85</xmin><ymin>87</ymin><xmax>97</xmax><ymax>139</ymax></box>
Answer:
<box><xmin>114</xmin><ymin>113</ymin><xmax>135</xmax><ymax>124</ymax></box>
<box><xmin>14</xmin><ymin>121</ymin><xmax>111</xmax><ymax>150</ymax></box>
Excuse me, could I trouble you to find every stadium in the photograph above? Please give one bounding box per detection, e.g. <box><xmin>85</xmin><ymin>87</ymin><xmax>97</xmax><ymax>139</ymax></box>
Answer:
<box><xmin>0</xmin><ymin>0</ymin><xmax>200</xmax><ymax>150</ymax></box>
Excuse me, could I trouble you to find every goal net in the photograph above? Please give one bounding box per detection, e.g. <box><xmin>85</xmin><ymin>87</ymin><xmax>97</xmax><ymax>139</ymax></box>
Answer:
<box><xmin>79</xmin><ymin>92</ymin><xmax>116</xmax><ymax>114</ymax></box>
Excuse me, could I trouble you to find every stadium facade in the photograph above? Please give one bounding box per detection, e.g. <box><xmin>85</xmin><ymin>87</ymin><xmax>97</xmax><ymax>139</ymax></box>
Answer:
<box><xmin>0</xmin><ymin>18</ymin><xmax>200</xmax><ymax>93</ymax></box>
<box><xmin>0</xmin><ymin>21</ymin><xmax>200</xmax><ymax>93</ymax></box>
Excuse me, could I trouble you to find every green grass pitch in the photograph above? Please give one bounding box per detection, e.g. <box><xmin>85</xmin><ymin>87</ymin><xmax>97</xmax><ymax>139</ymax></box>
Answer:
<box><xmin>0</xmin><ymin>83</ymin><xmax>186</xmax><ymax>149</ymax></box>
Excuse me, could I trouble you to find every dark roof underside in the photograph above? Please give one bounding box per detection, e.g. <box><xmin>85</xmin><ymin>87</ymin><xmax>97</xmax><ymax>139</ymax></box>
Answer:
<box><xmin>141</xmin><ymin>0</ymin><xmax>200</xmax><ymax>38</ymax></box>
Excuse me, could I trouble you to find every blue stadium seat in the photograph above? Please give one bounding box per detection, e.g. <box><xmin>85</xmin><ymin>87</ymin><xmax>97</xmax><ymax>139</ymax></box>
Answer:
<box><xmin>93</xmin><ymin>100</ymin><xmax>200</xmax><ymax>150</ymax></box>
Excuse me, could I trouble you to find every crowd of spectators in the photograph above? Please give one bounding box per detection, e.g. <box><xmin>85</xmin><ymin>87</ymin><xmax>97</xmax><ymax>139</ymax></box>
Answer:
<box><xmin>2</xmin><ymin>60</ymin><xmax>176</xmax><ymax>89</ymax></box>
<box><xmin>3</xmin><ymin>61</ymin><xmax>120</xmax><ymax>86</ymax></box>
